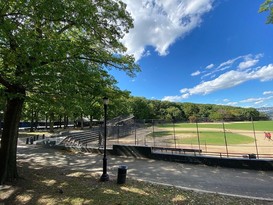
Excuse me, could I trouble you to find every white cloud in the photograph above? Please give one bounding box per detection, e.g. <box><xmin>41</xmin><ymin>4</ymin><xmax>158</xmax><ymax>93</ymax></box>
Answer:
<box><xmin>240</xmin><ymin>96</ymin><xmax>273</xmax><ymax>105</ymax></box>
<box><xmin>226</xmin><ymin>102</ymin><xmax>238</xmax><ymax>106</ymax></box>
<box><xmin>240</xmin><ymin>98</ymin><xmax>264</xmax><ymax>103</ymax></box>
<box><xmin>162</xmin><ymin>95</ymin><xmax>183</xmax><ymax>102</ymax></box>
<box><xmin>206</xmin><ymin>63</ymin><xmax>214</xmax><ymax>69</ymax></box>
<box><xmin>180</xmin><ymin>70</ymin><xmax>251</xmax><ymax>97</ymax></box>
<box><xmin>238</xmin><ymin>59</ymin><xmax>258</xmax><ymax>70</ymax></box>
<box><xmin>218</xmin><ymin>56</ymin><xmax>240</xmax><ymax>69</ymax></box>
<box><xmin>121</xmin><ymin>0</ymin><xmax>214</xmax><ymax>61</ymax></box>
<box><xmin>237</xmin><ymin>55</ymin><xmax>261</xmax><ymax>70</ymax></box>
<box><xmin>251</xmin><ymin>64</ymin><xmax>273</xmax><ymax>81</ymax></box>
<box><xmin>191</xmin><ymin>70</ymin><xmax>201</xmax><ymax>76</ymax></box>
<box><xmin>162</xmin><ymin>63</ymin><xmax>273</xmax><ymax>101</ymax></box>
<box><xmin>201</xmin><ymin>54</ymin><xmax>263</xmax><ymax>80</ymax></box>
<box><xmin>263</xmin><ymin>91</ymin><xmax>273</xmax><ymax>95</ymax></box>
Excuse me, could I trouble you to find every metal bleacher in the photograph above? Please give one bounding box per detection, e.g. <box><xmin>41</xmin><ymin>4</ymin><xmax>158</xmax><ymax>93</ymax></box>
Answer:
<box><xmin>58</xmin><ymin>115</ymin><xmax>135</xmax><ymax>148</ymax></box>
<box><xmin>59</xmin><ymin>129</ymin><xmax>101</xmax><ymax>148</ymax></box>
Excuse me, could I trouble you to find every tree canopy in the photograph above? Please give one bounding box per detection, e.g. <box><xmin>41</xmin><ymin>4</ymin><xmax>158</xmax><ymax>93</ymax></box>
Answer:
<box><xmin>259</xmin><ymin>0</ymin><xmax>273</xmax><ymax>23</ymax></box>
<box><xmin>0</xmin><ymin>0</ymin><xmax>139</xmax><ymax>184</ymax></box>
<box><xmin>127</xmin><ymin>97</ymin><xmax>266</xmax><ymax>122</ymax></box>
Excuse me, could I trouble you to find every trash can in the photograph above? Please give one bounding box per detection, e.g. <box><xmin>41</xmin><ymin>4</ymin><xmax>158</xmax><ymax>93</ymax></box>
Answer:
<box><xmin>117</xmin><ymin>165</ymin><xmax>128</xmax><ymax>184</ymax></box>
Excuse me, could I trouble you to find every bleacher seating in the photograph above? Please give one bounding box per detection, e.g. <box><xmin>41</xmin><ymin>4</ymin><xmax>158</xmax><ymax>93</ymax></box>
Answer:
<box><xmin>60</xmin><ymin>129</ymin><xmax>100</xmax><ymax>147</ymax></box>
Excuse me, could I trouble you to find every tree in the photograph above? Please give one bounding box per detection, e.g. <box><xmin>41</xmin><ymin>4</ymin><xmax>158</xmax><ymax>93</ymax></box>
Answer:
<box><xmin>129</xmin><ymin>97</ymin><xmax>153</xmax><ymax>119</ymax></box>
<box><xmin>0</xmin><ymin>0</ymin><xmax>139</xmax><ymax>184</ymax></box>
<box><xmin>183</xmin><ymin>103</ymin><xmax>200</xmax><ymax>121</ymax></box>
<box><xmin>260</xmin><ymin>0</ymin><xmax>273</xmax><ymax>23</ymax></box>
<box><xmin>165</xmin><ymin>106</ymin><xmax>181</xmax><ymax>121</ymax></box>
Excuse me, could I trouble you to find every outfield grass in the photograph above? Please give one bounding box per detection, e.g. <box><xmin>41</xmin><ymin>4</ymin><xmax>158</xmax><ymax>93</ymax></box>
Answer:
<box><xmin>174</xmin><ymin>132</ymin><xmax>254</xmax><ymax>145</ymax></box>
<box><xmin>158</xmin><ymin>121</ymin><xmax>273</xmax><ymax>131</ymax></box>
<box><xmin>148</xmin><ymin>130</ymin><xmax>254</xmax><ymax>145</ymax></box>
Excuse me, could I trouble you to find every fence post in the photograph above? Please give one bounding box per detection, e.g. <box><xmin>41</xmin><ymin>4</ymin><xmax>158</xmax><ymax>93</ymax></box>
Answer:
<box><xmin>222</xmin><ymin>121</ymin><xmax>229</xmax><ymax>157</ymax></box>
<box><xmin>152</xmin><ymin>119</ymin><xmax>155</xmax><ymax>147</ymax></box>
<box><xmin>251</xmin><ymin>117</ymin><xmax>259</xmax><ymax>159</ymax></box>
<box><xmin>172</xmin><ymin>118</ymin><xmax>177</xmax><ymax>149</ymax></box>
<box><xmin>196</xmin><ymin>120</ymin><xmax>201</xmax><ymax>152</ymax></box>
<box><xmin>134</xmin><ymin>120</ymin><xmax>137</xmax><ymax>145</ymax></box>
<box><xmin>117</xmin><ymin>125</ymin><xmax>119</xmax><ymax>144</ymax></box>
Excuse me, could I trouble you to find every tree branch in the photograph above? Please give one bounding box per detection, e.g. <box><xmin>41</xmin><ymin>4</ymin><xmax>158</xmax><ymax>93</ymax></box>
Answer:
<box><xmin>0</xmin><ymin>74</ymin><xmax>13</xmax><ymax>90</ymax></box>
<box><xmin>58</xmin><ymin>22</ymin><xmax>76</xmax><ymax>34</ymax></box>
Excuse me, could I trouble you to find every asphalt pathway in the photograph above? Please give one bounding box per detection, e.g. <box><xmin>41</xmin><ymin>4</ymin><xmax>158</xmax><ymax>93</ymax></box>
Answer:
<box><xmin>17</xmin><ymin>144</ymin><xmax>273</xmax><ymax>201</ymax></box>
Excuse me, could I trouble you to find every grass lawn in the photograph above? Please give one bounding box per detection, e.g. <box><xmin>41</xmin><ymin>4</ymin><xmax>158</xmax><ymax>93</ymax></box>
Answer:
<box><xmin>1</xmin><ymin>160</ymin><xmax>270</xmax><ymax>205</ymax></box>
<box><xmin>147</xmin><ymin>131</ymin><xmax>254</xmax><ymax>145</ymax></box>
<box><xmin>175</xmin><ymin>132</ymin><xmax>254</xmax><ymax>145</ymax></box>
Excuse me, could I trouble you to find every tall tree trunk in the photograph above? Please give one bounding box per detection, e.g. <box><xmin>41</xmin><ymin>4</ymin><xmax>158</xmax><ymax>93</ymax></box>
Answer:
<box><xmin>45</xmin><ymin>114</ymin><xmax>48</xmax><ymax>130</ymax></box>
<box><xmin>0</xmin><ymin>95</ymin><xmax>25</xmax><ymax>184</ymax></box>
<box><xmin>59</xmin><ymin>115</ymin><xmax>62</xmax><ymax>128</ymax></box>
<box><xmin>63</xmin><ymin>115</ymin><xmax>66</xmax><ymax>129</ymax></box>
<box><xmin>30</xmin><ymin>108</ymin><xmax>34</xmax><ymax>132</ymax></box>
<box><xmin>34</xmin><ymin>111</ymin><xmax>39</xmax><ymax>130</ymax></box>
<box><xmin>89</xmin><ymin>115</ymin><xmax>93</xmax><ymax>129</ymax></box>
<box><xmin>81</xmin><ymin>113</ymin><xmax>83</xmax><ymax>130</ymax></box>
<box><xmin>49</xmin><ymin>113</ymin><xmax>54</xmax><ymax>133</ymax></box>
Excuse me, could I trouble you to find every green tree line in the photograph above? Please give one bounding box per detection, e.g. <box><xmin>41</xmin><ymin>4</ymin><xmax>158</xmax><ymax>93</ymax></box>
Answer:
<box><xmin>127</xmin><ymin>97</ymin><xmax>269</xmax><ymax>122</ymax></box>
<box><xmin>14</xmin><ymin>96</ymin><xmax>269</xmax><ymax>128</ymax></box>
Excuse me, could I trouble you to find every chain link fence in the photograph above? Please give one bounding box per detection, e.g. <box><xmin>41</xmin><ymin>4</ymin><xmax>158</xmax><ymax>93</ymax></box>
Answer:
<box><xmin>107</xmin><ymin>118</ymin><xmax>273</xmax><ymax>159</ymax></box>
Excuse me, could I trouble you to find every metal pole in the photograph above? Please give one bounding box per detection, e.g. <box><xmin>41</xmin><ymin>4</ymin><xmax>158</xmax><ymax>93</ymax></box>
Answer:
<box><xmin>152</xmin><ymin>119</ymin><xmax>155</xmax><ymax>147</ymax></box>
<box><xmin>196</xmin><ymin>121</ymin><xmax>201</xmax><ymax>152</ymax></box>
<box><xmin>173</xmin><ymin>120</ymin><xmax>177</xmax><ymax>149</ymax></box>
<box><xmin>134</xmin><ymin>119</ymin><xmax>137</xmax><ymax>145</ymax></box>
<box><xmin>0</xmin><ymin>111</ymin><xmax>3</xmax><ymax>133</ymax></box>
<box><xmin>222</xmin><ymin>121</ymin><xmax>229</xmax><ymax>157</ymax></box>
<box><xmin>117</xmin><ymin>125</ymin><xmax>119</xmax><ymax>144</ymax></box>
<box><xmin>100</xmin><ymin>98</ymin><xmax>109</xmax><ymax>181</ymax></box>
<box><xmin>251</xmin><ymin>117</ymin><xmax>259</xmax><ymax>159</ymax></box>
<box><xmin>144</xmin><ymin>119</ymin><xmax>146</xmax><ymax>146</ymax></box>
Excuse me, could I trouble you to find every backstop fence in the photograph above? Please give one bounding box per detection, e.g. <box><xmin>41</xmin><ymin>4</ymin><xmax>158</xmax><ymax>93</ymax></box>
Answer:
<box><xmin>106</xmin><ymin>118</ymin><xmax>273</xmax><ymax>159</ymax></box>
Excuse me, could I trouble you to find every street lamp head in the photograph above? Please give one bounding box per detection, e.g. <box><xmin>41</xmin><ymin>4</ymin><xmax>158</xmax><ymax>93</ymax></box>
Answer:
<box><xmin>103</xmin><ymin>97</ymin><xmax>109</xmax><ymax>105</ymax></box>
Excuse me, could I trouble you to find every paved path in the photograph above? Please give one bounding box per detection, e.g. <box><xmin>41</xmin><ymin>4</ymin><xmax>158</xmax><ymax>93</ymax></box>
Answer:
<box><xmin>17</xmin><ymin>144</ymin><xmax>273</xmax><ymax>201</ymax></box>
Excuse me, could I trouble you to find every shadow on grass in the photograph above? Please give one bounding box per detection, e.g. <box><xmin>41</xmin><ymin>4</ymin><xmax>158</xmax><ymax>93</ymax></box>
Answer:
<box><xmin>1</xmin><ymin>161</ymin><xmax>189</xmax><ymax>205</ymax></box>
<box><xmin>1</xmin><ymin>146</ymin><xmax>272</xmax><ymax>205</ymax></box>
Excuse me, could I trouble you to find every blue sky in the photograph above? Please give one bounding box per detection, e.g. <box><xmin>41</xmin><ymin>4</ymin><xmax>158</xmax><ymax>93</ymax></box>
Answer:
<box><xmin>111</xmin><ymin>0</ymin><xmax>273</xmax><ymax>108</ymax></box>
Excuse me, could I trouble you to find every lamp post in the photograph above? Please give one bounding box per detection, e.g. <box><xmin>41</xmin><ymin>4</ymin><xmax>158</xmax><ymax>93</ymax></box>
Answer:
<box><xmin>100</xmin><ymin>97</ymin><xmax>109</xmax><ymax>182</ymax></box>
<box><xmin>0</xmin><ymin>111</ymin><xmax>3</xmax><ymax>133</ymax></box>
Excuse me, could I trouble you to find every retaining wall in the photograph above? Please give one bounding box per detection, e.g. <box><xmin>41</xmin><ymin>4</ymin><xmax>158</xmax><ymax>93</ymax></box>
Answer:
<box><xmin>54</xmin><ymin>144</ymin><xmax>273</xmax><ymax>171</ymax></box>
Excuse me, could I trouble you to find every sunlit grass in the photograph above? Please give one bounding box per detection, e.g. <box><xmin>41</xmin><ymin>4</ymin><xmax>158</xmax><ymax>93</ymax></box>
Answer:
<box><xmin>148</xmin><ymin>130</ymin><xmax>254</xmax><ymax>145</ymax></box>
<box><xmin>175</xmin><ymin>132</ymin><xmax>254</xmax><ymax>145</ymax></box>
